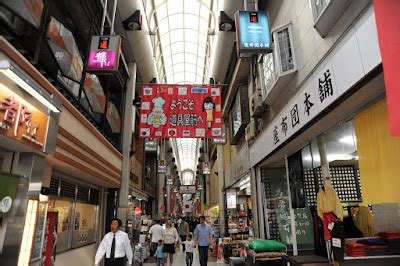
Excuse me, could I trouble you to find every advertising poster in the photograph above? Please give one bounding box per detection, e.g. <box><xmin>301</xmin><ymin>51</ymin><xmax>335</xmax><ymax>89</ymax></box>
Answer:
<box><xmin>139</xmin><ymin>85</ymin><xmax>222</xmax><ymax>138</ymax></box>
<box><xmin>226</xmin><ymin>192</ymin><xmax>237</xmax><ymax>209</ymax></box>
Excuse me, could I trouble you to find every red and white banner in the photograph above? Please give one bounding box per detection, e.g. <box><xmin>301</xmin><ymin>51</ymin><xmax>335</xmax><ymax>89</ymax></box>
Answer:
<box><xmin>373</xmin><ymin>0</ymin><xmax>400</xmax><ymax>136</ymax></box>
<box><xmin>42</xmin><ymin>212</ymin><xmax>58</xmax><ymax>266</ymax></box>
<box><xmin>139</xmin><ymin>84</ymin><xmax>223</xmax><ymax>138</ymax></box>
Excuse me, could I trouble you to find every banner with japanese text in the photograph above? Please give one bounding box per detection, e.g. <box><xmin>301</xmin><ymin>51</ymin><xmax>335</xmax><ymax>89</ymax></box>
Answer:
<box><xmin>139</xmin><ymin>84</ymin><xmax>223</xmax><ymax>138</ymax></box>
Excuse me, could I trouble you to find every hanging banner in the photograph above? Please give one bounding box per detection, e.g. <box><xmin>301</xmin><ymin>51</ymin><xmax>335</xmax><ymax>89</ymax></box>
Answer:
<box><xmin>373</xmin><ymin>0</ymin><xmax>400</xmax><ymax>136</ymax></box>
<box><xmin>158</xmin><ymin>159</ymin><xmax>167</xmax><ymax>173</ymax></box>
<box><xmin>183</xmin><ymin>200</ymin><xmax>193</xmax><ymax>213</ymax></box>
<box><xmin>139</xmin><ymin>85</ymin><xmax>223</xmax><ymax>138</ymax></box>
<box><xmin>180</xmin><ymin>185</ymin><xmax>196</xmax><ymax>194</ymax></box>
<box><xmin>202</xmin><ymin>162</ymin><xmax>211</xmax><ymax>175</ymax></box>
<box><xmin>42</xmin><ymin>211</ymin><xmax>58</xmax><ymax>266</ymax></box>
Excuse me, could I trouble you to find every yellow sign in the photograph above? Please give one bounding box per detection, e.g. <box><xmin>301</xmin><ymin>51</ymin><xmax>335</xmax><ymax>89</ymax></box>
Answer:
<box><xmin>0</xmin><ymin>81</ymin><xmax>49</xmax><ymax>152</ymax></box>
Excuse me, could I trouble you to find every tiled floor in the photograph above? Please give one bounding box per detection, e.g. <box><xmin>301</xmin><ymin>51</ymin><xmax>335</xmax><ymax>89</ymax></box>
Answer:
<box><xmin>142</xmin><ymin>247</ymin><xmax>227</xmax><ymax>266</ymax></box>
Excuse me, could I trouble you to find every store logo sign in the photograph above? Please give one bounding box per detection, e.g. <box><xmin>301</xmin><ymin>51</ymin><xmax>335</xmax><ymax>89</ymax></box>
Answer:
<box><xmin>0</xmin><ymin>87</ymin><xmax>49</xmax><ymax>151</ymax></box>
<box><xmin>87</xmin><ymin>35</ymin><xmax>121</xmax><ymax>73</ymax></box>
<box><xmin>0</xmin><ymin>196</ymin><xmax>12</xmax><ymax>213</ymax></box>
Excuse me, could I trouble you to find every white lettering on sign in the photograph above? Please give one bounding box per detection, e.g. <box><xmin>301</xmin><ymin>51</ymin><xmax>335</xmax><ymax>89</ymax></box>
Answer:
<box><xmin>0</xmin><ymin>196</ymin><xmax>13</xmax><ymax>213</ymax></box>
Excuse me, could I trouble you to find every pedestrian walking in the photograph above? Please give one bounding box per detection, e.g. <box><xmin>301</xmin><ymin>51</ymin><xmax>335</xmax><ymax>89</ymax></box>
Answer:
<box><xmin>95</xmin><ymin>218</ymin><xmax>133</xmax><ymax>266</ymax></box>
<box><xmin>183</xmin><ymin>234</ymin><xmax>195</xmax><ymax>266</ymax></box>
<box><xmin>162</xmin><ymin>220</ymin><xmax>179</xmax><ymax>265</ymax></box>
<box><xmin>154</xmin><ymin>239</ymin><xmax>164</xmax><ymax>266</ymax></box>
<box><xmin>194</xmin><ymin>216</ymin><xmax>213</xmax><ymax>266</ymax></box>
<box><xmin>149</xmin><ymin>219</ymin><xmax>164</xmax><ymax>257</ymax></box>
<box><xmin>178</xmin><ymin>218</ymin><xmax>190</xmax><ymax>251</ymax></box>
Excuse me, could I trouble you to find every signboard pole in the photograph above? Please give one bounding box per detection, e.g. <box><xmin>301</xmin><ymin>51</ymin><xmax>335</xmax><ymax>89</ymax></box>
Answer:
<box><xmin>285</xmin><ymin>155</ymin><xmax>298</xmax><ymax>255</ymax></box>
<box><xmin>118</xmin><ymin>62</ymin><xmax>136</xmax><ymax>230</ymax></box>
<box><xmin>217</xmin><ymin>145</ymin><xmax>226</xmax><ymax>236</ymax></box>
<box><xmin>100</xmin><ymin>0</ymin><xmax>108</xmax><ymax>35</ymax></box>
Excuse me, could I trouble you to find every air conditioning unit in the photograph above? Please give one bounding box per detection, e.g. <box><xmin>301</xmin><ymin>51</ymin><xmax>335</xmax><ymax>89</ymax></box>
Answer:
<box><xmin>245</xmin><ymin>118</ymin><xmax>258</xmax><ymax>141</ymax></box>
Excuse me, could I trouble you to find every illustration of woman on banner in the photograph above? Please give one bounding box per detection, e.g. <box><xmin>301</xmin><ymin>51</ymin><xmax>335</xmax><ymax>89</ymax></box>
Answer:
<box><xmin>202</xmin><ymin>97</ymin><xmax>215</xmax><ymax>129</ymax></box>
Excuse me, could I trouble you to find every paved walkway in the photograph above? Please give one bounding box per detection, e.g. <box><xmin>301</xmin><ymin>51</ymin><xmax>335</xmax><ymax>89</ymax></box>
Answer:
<box><xmin>143</xmin><ymin>247</ymin><xmax>227</xmax><ymax>266</ymax></box>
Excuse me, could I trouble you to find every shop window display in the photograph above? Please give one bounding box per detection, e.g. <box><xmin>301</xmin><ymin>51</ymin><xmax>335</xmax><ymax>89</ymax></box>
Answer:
<box><xmin>47</xmin><ymin>199</ymin><xmax>72</xmax><ymax>253</ymax></box>
<box><xmin>47</xmin><ymin>199</ymin><xmax>98</xmax><ymax>253</ymax></box>
<box><xmin>72</xmin><ymin>203</ymin><xmax>97</xmax><ymax>248</ymax></box>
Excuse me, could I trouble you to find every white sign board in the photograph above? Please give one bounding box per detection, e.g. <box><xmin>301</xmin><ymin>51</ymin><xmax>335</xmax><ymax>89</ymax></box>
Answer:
<box><xmin>250</xmin><ymin>10</ymin><xmax>381</xmax><ymax>167</ymax></box>
<box><xmin>226</xmin><ymin>192</ymin><xmax>237</xmax><ymax>209</ymax></box>
<box><xmin>180</xmin><ymin>185</ymin><xmax>196</xmax><ymax>194</ymax></box>
<box><xmin>183</xmin><ymin>201</ymin><xmax>193</xmax><ymax>213</ymax></box>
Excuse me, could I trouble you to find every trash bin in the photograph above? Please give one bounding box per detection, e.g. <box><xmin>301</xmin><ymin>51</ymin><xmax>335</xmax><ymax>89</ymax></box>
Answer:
<box><xmin>289</xmin><ymin>255</ymin><xmax>330</xmax><ymax>266</ymax></box>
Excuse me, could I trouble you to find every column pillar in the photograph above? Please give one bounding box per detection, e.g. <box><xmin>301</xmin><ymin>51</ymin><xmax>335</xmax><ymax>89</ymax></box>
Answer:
<box><xmin>217</xmin><ymin>145</ymin><xmax>226</xmax><ymax>236</ymax></box>
<box><xmin>250</xmin><ymin>167</ymin><xmax>260</xmax><ymax>238</ymax></box>
<box><xmin>166</xmin><ymin>164</ymin><xmax>171</xmax><ymax>215</ymax></box>
<box><xmin>118</xmin><ymin>62</ymin><xmax>136</xmax><ymax>230</ymax></box>
<box><xmin>317</xmin><ymin>133</ymin><xmax>331</xmax><ymax>186</ymax></box>
<box><xmin>158</xmin><ymin>139</ymin><xmax>166</xmax><ymax>217</ymax></box>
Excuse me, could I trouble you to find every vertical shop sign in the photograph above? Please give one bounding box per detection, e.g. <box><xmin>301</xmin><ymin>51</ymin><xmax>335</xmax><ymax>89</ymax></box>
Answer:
<box><xmin>42</xmin><ymin>212</ymin><xmax>58</xmax><ymax>266</ymax></box>
<box><xmin>226</xmin><ymin>192</ymin><xmax>237</xmax><ymax>209</ymax></box>
<box><xmin>373</xmin><ymin>0</ymin><xmax>400</xmax><ymax>136</ymax></box>
<box><xmin>158</xmin><ymin>159</ymin><xmax>167</xmax><ymax>173</ymax></box>
<box><xmin>139</xmin><ymin>85</ymin><xmax>223</xmax><ymax>138</ymax></box>
<box><xmin>202</xmin><ymin>162</ymin><xmax>211</xmax><ymax>175</ymax></box>
<box><xmin>87</xmin><ymin>35</ymin><xmax>121</xmax><ymax>73</ymax></box>
<box><xmin>287</xmin><ymin>151</ymin><xmax>306</xmax><ymax>208</ymax></box>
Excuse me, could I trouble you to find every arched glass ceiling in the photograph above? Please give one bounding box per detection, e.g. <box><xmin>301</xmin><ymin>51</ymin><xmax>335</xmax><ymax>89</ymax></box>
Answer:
<box><xmin>182</xmin><ymin>171</ymin><xmax>195</xmax><ymax>186</ymax></box>
<box><xmin>152</xmin><ymin>0</ymin><xmax>215</xmax><ymax>179</ymax></box>
<box><xmin>153</xmin><ymin>0</ymin><xmax>213</xmax><ymax>84</ymax></box>
<box><xmin>176</xmin><ymin>138</ymin><xmax>198</xmax><ymax>177</ymax></box>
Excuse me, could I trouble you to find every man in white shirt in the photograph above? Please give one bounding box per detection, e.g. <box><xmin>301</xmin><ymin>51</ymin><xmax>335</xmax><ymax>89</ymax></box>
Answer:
<box><xmin>148</xmin><ymin>219</ymin><xmax>164</xmax><ymax>256</ymax></box>
<box><xmin>95</xmin><ymin>218</ymin><xmax>133</xmax><ymax>266</ymax></box>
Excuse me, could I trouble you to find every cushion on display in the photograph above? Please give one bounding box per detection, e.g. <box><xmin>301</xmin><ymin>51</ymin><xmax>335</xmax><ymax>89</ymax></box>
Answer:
<box><xmin>357</xmin><ymin>238</ymin><xmax>386</xmax><ymax>246</ymax></box>
<box><xmin>249</xmin><ymin>240</ymin><xmax>286</xmax><ymax>253</ymax></box>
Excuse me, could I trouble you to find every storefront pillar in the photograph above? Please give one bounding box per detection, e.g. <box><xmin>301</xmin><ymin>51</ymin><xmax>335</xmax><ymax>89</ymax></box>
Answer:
<box><xmin>118</xmin><ymin>62</ymin><xmax>136</xmax><ymax>229</ymax></box>
<box><xmin>285</xmin><ymin>155</ymin><xmax>298</xmax><ymax>255</ymax></box>
<box><xmin>158</xmin><ymin>139</ymin><xmax>166</xmax><ymax>217</ymax></box>
<box><xmin>217</xmin><ymin>145</ymin><xmax>226</xmax><ymax>236</ymax></box>
<box><xmin>250</xmin><ymin>167</ymin><xmax>260</xmax><ymax>238</ymax></box>
<box><xmin>256</xmin><ymin>166</ymin><xmax>265</xmax><ymax>238</ymax></box>
<box><xmin>166</xmin><ymin>165</ymin><xmax>171</xmax><ymax>215</ymax></box>
<box><xmin>317</xmin><ymin>134</ymin><xmax>332</xmax><ymax>186</ymax></box>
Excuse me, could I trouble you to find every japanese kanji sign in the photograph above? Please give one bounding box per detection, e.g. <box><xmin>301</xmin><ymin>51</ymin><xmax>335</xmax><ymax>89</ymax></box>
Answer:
<box><xmin>249</xmin><ymin>9</ymin><xmax>382</xmax><ymax>167</ymax></box>
<box><xmin>0</xmin><ymin>83</ymin><xmax>49</xmax><ymax>152</ymax></box>
<box><xmin>139</xmin><ymin>85</ymin><xmax>223</xmax><ymax>138</ymax></box>
<box><xmin>87</xmin><ymin>35</ymin><xmax>121</xmax><ymax>73</ymax></box>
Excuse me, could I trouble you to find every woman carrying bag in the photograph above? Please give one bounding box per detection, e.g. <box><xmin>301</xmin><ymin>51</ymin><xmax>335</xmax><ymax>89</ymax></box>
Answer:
<box><xmin>163</xmin><ymin>220</ymin><xmax>179</xmax><ymax>265</ymax></box>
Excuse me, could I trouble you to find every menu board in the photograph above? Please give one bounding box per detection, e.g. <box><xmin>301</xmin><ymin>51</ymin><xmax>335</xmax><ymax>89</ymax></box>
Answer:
<box><xmin>267</xmin><ymin>170</ymin><xmax>314</xmax><ymax>250</ymax></box>
<box><xmin>31</xmin><ymin>202</ymin><xmax>48</xmax><ymax>261</ymax></box>
<box><xmin>288</xmin><ymin>151</ymin><xmax>306</xmax><ymax>208</ymax></box>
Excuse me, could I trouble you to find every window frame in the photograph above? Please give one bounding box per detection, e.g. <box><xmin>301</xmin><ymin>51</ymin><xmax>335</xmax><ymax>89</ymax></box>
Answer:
<box><xmin>272</xmin><ymin>22</ymin><xmax>297</xmax><ymax>76</ymax></box>
<box><xmin>260</xmin><ymin>22</ymin><xmax>297</xmax><ymax>101</ymax></box>
<box><xmin>310</xmin><ymin>0</ymin><xmax>332</xmax><ymax>23</ymax></box>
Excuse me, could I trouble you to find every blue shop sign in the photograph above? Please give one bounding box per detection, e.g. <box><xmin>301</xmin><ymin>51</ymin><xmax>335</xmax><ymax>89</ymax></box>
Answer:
<box><xmin>235</xmin><ymin>11</ymin><xmax>272</xmax><ymax>54</ymax></box>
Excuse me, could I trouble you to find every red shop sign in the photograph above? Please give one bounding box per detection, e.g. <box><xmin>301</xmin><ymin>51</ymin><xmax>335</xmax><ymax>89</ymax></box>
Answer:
<box><xmin>139</xmin><ymin>85</ymin><xmax>223</xmax><ymax>138</ymax></box>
